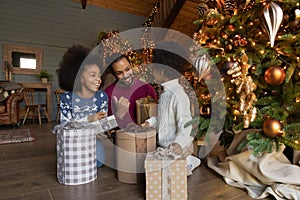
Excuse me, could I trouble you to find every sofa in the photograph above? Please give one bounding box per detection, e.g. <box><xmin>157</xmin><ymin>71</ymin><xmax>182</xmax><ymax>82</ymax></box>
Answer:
<box><xmin>0</xmin><ymin>82</ymin><xmax>24</xmax><ymax>127</ymax></box>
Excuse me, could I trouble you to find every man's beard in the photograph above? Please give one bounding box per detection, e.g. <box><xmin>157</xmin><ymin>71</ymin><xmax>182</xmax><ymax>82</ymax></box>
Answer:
<box><xmin>118</xmin><ymin>74</ymin><xmax>134</xmax><ymax>87</ymax></box>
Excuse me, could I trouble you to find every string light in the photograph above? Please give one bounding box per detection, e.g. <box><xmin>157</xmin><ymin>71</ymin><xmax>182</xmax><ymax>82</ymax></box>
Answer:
<box><xmin>141</xmin><ymin>0</ymin><xmax>161</xmax><ymax>64</ymax></box>
<box><xmin>143</xmin><ymin>0</ymin><xmax>161</xmax><ymax>27</ymax></box>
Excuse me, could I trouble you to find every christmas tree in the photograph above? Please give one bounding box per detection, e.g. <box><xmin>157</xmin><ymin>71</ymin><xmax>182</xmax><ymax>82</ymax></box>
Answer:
<box><xmin>191</xmin><ymin>0</ymin><xmax>300</xmax><ymax>156</ymax></box>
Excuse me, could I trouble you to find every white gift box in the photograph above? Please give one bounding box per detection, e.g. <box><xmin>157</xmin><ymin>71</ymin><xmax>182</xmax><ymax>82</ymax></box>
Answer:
<box><xmin>54</xmin><ymin>122</ymin><xmax>97</xmax><ymax>185</ymax></box>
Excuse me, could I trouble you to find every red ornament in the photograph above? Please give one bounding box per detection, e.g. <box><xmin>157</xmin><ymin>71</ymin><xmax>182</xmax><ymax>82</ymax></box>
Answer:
<box><xmin>227</xmin><ymin>24</ymin><xmax>235</xmax><ymax>32</ymax></box>
<box><xmin>239</xmin><ymin>38</ymin><xmax>248</xmax><ymax>46</ymax></box>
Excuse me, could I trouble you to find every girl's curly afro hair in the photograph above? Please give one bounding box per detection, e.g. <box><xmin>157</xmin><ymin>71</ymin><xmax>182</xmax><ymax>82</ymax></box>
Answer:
<box><xmin>56</xmin><ymin>45</ymin><xmax>91</xmax><ymax>91</ymax></box>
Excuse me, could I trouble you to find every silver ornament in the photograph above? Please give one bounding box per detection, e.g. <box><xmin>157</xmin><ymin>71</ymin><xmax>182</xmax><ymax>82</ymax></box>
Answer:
<box><xmin>197</xmin><ymin>2</ymin><xmax>208</xmax><ymax>18</ymax></box>
<box><xmin>193</xmin><ymin>54</ymin><xmax>211</xmax><ymax>81</ymax></box>
<box><xmin>261</xmin><ymin>2</ymin><xmax>283</xmax><ymax>47</ymax></box>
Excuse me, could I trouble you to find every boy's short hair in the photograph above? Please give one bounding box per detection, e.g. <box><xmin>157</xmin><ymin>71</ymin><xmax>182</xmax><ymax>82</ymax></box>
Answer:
<box><xmin>152</xmin><ymin>41</ymin><xmax>190</xmax><ymax>79</ymax></box>
<box><xmin>105</xmin><ymin>53</ymin><xmax>131</xmax><ymax>75</ymax></box>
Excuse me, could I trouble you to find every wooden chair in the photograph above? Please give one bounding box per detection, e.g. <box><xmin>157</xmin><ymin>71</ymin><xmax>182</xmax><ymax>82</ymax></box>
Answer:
<box><xmin>22</xmin><ymin>88</ymin><xmax>50</xmax><ymax>125</ymax></box>
<box><xmin>54</xmin><ymin>89</ymin><xmax>65</xmax><ymax>122</ymax></box>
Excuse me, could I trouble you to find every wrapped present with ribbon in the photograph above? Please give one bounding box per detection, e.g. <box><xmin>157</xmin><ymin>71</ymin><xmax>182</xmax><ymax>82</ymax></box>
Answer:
<box><xmin>116</xmin><ymin>123</ymin><xmax>156</xmax><ymax>184</ymax></box>
<box><xmin>284</xmin><ymin>146</ymin><xmax>300</xmax><ymax>166</ymax></box>
<box><xmin>52</xmin><ymin>121</ymin><xmax>97</xmax><ymax>185</ymax></box>
<box><xmin>293</xmin><ymin>150</ymin><xmax>300</xmax><ymax>166</ymax></box>
<box><xmin>136</xmin><ymin>96</ymin><xmax>157</xmax><ymax>125</ymax></box>
<box><xmin>145</xmin><ymin>147</ymin><xmax>187</xmax><ymax>200</ymax></box>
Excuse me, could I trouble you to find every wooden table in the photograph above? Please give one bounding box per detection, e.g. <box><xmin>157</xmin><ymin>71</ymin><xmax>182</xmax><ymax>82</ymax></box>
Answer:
<box><xmin>20</xmin><ymin>82</ymin><xmax>52</xmax><ymax>121</ymax></box>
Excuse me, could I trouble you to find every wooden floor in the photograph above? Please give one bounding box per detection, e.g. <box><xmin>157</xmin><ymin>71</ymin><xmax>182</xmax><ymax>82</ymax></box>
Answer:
<box><xmin>0</xmin><ymin>122</ymin><xmax>274</xmax><ymax>200</ymax></box>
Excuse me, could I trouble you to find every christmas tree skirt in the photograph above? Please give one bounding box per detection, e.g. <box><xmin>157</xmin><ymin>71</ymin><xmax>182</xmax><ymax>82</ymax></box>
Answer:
<box><xmin>0</xmin><ymin>129</ymin><xmax>35</xmax><ymax>145</ymax></box>
<box><xmin>207</xmin><ymin>146</ymin><xmax>300</xmax><ymax>200</ymax></box>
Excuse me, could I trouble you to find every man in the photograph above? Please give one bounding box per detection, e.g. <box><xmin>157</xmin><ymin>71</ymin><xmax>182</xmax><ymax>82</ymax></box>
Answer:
<box><xmin>104</xmin><ymin>54</ymin><xmax>157</xmax><ymax>128</ymax></box>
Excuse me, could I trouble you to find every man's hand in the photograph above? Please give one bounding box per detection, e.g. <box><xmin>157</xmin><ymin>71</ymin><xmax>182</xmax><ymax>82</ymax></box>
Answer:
<box><xmin>168</xmin><ymin>142</ymin><xmax>183</xmax><ymax>155</ymax></box>
<box><xmin>113</xmin><ymin>96</ymin><xmax>130</xmax><ymax>119</ymax></box>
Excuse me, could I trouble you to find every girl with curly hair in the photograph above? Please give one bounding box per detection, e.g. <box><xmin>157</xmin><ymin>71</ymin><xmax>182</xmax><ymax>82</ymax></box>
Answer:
<box><xmin>56</xmin><ymin>44</ymin><xmax>108</xmax><ymax>167</ymax></box>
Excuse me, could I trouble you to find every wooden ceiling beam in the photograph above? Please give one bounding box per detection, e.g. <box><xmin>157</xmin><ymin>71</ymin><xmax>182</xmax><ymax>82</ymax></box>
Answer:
<box><xmin>163</xmin><ymin>0</ymin><xmax>186</xmax><ymax>28</ymax></box>
<box><xmin>74</xmin><ymin>0</ymin><xmax>157</xmax><ymax>16</ymax></box>
<box><xmin>81</xmin><ymin>0</ymin><xmax>87</xmax><ymax>9</ymax></box>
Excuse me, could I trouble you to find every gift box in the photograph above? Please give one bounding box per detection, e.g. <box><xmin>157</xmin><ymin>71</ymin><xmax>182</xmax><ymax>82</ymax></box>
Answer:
<box><xmin>136</xmin><ymin>97</ymin><xmax>157</xmax><ymax>125</ymax></box>
<box><xmin>193</xmin><ymin>138</ymin><xmax>205</xmax><ymax>157</ymax></box>
<box><xmin>145</xmin><ymin>151</ymin><xmax>187</xmax><ymax>200</ymax></box>
<box><xmin>116</xmin><ymin>124</ymin><xmax>156</xmax><ymax>184</ymax></box>
<box><xmin>53</xmin><ymin>122</ymin><xmax>97</xmax><ymax>185</ymax></box>
<box><xmin>283</xmin><ymin>146</ymin><xmax>300</xmax><ymax>166</ymax></box>
<box><xmin>293</xmin><ymin>149</ymin><xmax>300</xmax><ymax>166</ymax></box>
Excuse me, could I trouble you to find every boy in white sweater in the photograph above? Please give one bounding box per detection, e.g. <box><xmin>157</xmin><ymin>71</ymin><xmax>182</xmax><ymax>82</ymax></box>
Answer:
<box><xmin>141</xmin><ymin>41</ymin><xmax>201</xmax><ymax>175</ymax></box>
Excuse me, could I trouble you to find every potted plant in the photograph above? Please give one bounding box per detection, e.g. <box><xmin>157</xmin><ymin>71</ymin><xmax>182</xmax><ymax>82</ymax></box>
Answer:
<box><xmin>36</xmin><ymin>70</ymin><xmax>52</xmax><ymax>83</ymax></box>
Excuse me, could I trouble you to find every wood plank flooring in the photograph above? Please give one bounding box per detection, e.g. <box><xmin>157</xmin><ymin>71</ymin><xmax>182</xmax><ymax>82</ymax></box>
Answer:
<box><xmin>0</xmin><ymin>122</ymin><xmax>274</xmax><ymax>200</ymax></box>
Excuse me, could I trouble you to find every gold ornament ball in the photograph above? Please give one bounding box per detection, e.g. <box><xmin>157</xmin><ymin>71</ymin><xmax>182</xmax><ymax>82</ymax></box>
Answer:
<box><xmin>233</xmin><ymin>109</ymin><xmax>240</xmax><ymax>116</ymax></box>
<box><xmin>262</xmin><ymin>119</ymin><xmax>283</xmax><ymax>138</ymax></box>
<box><xmin>264</xmin><ymin>66</ymin><xmax>286</xmax><ymax>85</ymax></box>
<box><xmin>225</xmin><ymin>44</ymin><xmax>233</xmax><ymax>51</ymax></box>
<box><xmin>200</xmin><ymin>105</ymin><xmax>211</xmax><ymax>116</ymax></box>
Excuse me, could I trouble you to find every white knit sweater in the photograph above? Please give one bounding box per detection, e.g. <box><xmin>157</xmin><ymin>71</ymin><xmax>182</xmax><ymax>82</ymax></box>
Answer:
<box><xmin>146</xmin><ymin>79</ymin><xmax>193</xmax><ymax>149</ymax></box>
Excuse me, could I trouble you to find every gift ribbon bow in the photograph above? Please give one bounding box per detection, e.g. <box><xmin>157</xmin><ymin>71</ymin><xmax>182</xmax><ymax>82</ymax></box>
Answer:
<box><xmin>154</xmin><ymin>147</ymin><xmax>181</xmax><ymax>159</ymax></box>
<box><xmin>52</xmin><ymin>121</ymin><xmax>94</xmax><ymax>134</ymax></box>
<box><xmin>153</xmin><ymin>147</ymin><xmax>182</xmax><ymax>199</ymax></box>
